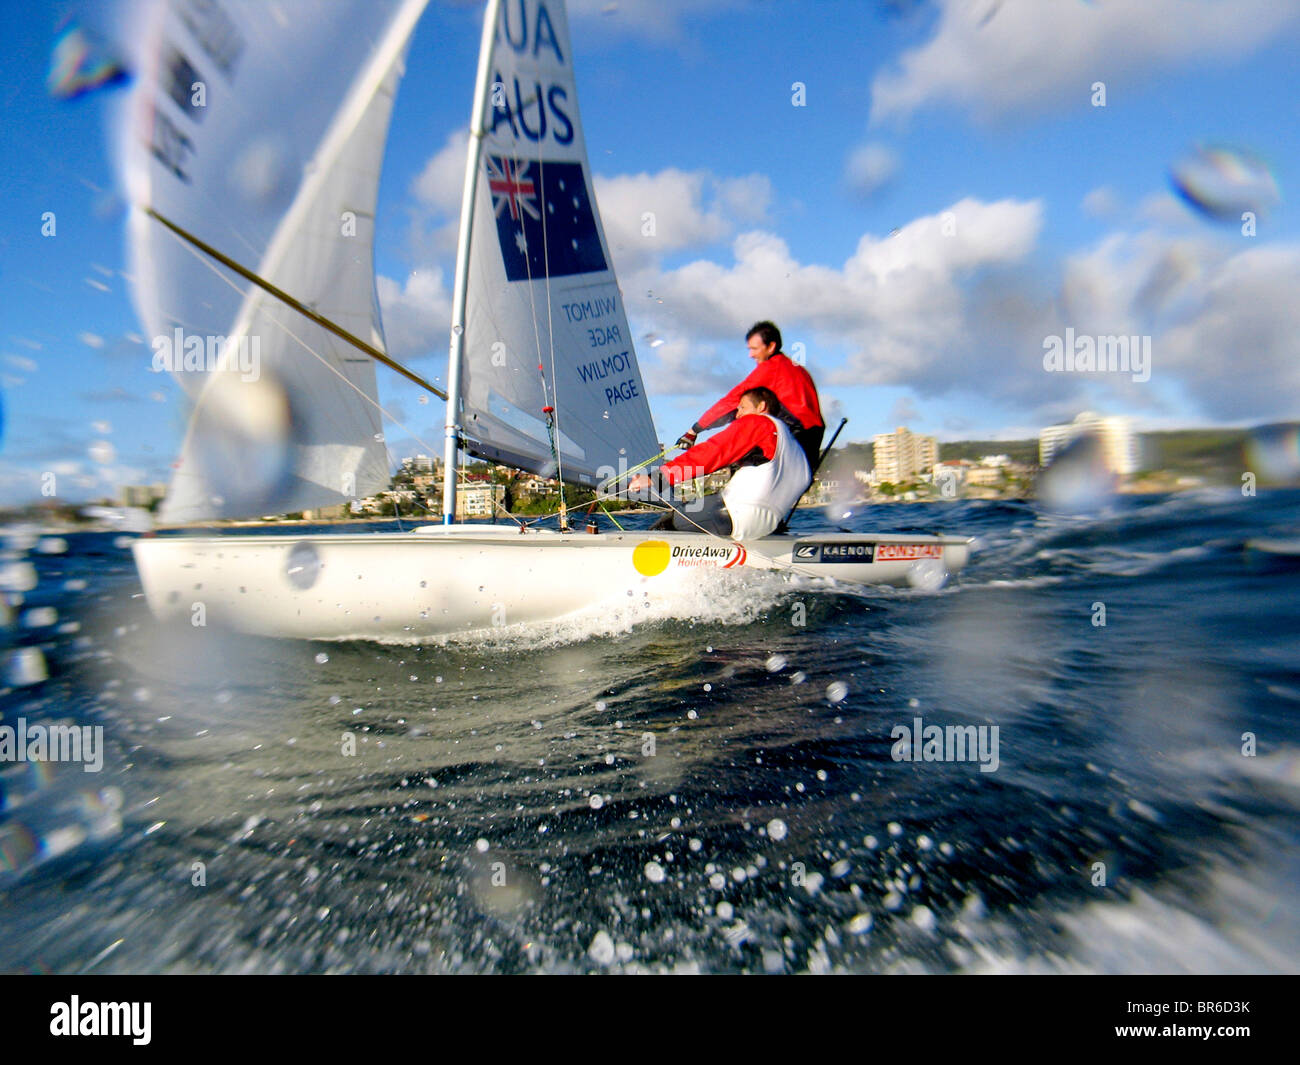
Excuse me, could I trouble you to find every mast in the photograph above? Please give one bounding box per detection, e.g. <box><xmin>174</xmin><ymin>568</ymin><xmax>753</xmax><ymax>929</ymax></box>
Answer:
<box><xmin>443</xmin><ymin>0</ymin><xmax>504</xmax><ymax>523</ymax></box>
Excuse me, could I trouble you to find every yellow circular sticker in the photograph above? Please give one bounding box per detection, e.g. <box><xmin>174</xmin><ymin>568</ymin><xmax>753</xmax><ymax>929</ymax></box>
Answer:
<box><xmin>632</xmin><ymin>539</ymin><xmax>671</xmax><ymax>576</ymax></box>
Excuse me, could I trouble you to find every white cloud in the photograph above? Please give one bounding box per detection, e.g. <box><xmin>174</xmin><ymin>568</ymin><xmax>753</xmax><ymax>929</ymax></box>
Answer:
<box><xmin>623</xmin><ymin>197</ymin><xmax>1043</xmax><ymax>400</ymax></box>
<box><xmin>1062</xmin><ymin>231</ymin><xmax>1300</xmax><ymax>421</ymax></box>
<box><xmin>640</xmin><ymin>335</ymin><xmax>743</xmax><ymax>402</ymax></box>
<box><xmin>628</xmin><ymin>188</ymin><xmax>1300</xmax><ymax>427</ymax></box>
<box><xmin>1081</xmin><ymin>186</ymin><xmax>1119</xmax><ymax>219</ymax></box>
<box><xmin>871</xmin><ymin>0</ymin><xmax>1300</xmax><ymax>122</ymax></box>
<box><xmin>1136</xmin><ymin>192</ymin><xmax>1198</xmax><ymax>228</ymax></box>
<box><xmin>412</xmin><ymin>130</ymin><xmax>469</xmax><ymax>215</ymax></box>
<box><xmin>889</xmin><ymin>396</ymin><xmax>922</xmax><ymax>425</ymax></box>
<box><xmin>844</xmin><ymin>143</ymin><xmax>899</xmax><ymax>199</ymax></box>
<box><xmin>595</xmin><ymin>168</ymin><xmax>772</xmax><ymax>274</ymax></box>
<box><xmin>376</xmin><ymin>268</ymin><xmax>453</xmax><ymax>366</ymax></box>
<box><xmin>407</xmin><ymin>131</ymin><xmax>471</xmax><ymax>259</ymax></box>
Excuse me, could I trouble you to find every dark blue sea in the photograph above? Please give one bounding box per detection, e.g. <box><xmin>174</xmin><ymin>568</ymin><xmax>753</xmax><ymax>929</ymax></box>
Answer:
<box><xmin>2</xmin><ymin>490</ymin><xmax>1298</xmax><ymax>973</ymax></box>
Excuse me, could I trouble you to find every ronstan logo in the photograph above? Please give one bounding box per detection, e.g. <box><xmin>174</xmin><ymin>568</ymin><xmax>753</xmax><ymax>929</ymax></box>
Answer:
<box><xmin>876</xmin><ymin>543</ymin><xmax>942</xmax><ymax>560</ymax></box>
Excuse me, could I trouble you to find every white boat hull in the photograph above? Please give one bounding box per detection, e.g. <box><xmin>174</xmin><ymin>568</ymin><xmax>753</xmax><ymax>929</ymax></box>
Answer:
<box><xmin>131</xmin><ymin>524</ymin><xmax>972</xmax><ymax>640</ymax></box>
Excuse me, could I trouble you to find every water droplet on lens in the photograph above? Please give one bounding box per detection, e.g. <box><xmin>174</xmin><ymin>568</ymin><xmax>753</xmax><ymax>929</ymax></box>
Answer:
<box><xmin>1170</xmin><ymin>143</ymin><xmax>1280</xmax><ymax>221</ymax></box>
<box><xmin>285</xmin><ymin>541</ymin><xmax>322</xmax><ymax>589</ymax></box>
<box><xmin>191</xmin><ymin>373</ymin><xmax>295</xmax><ymax>514</ymax></box>
<box><xmin>826</xmin><ymin>681</ymin><xmax>848</xmax><ymax>703</ymax></box>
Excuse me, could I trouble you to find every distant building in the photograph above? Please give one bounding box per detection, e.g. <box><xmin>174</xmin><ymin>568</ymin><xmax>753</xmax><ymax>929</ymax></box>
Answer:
<box><xmin>809</xmin><ymin>479</ymin><xmax>840</xmax><ymax>504</ymax></box>
<box><xmin>396</xmin><ymin>456</ymin><xmax>440</xmax><ymax>491</ymax></box>
<box><xmin>302</xmin><ymin>503</ymin><xmax>349</xmax><ymax>520</ymax></box>
<box><xmin>452</xmin><ymin>482</ymin><xmax>505</xmax><ymax>520</ymax></box>
<box><xmin>1039</xmin><ymin>412</ymin><xmax>1138</xmax><ymax>474</ymax></box>
<box><xmin>932</xmin><ymin>459</ymin><xmax>970</xmax><ymax>492</ymax></box>
<box><xmin>399</xmin><ymin>454</ymin><xmax>436</xmax><ymax>475</ymax></box>
<box><xmin>966</xmin><ymin>466</ymin><xmax>1003</xmax><ymax>487</ymax></box>
<box><xmin>873</xmin><ymin>427</ymin><xmax>938</xmax><ymax>483</ymax></box>
<box><xmin>118</xmin><ymin>484</ymin><xmax>165</xmax><ymax>508</ymax></box>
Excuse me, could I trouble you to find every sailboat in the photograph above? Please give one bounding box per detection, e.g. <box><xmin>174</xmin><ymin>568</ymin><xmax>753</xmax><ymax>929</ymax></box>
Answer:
<box><xmin>120</xmin><ymin>0</ymin><xmax>971</xmax><ymax>641</ymax></box>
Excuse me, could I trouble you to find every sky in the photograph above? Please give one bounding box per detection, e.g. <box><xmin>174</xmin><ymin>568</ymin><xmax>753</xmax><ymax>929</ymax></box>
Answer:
<box><xmin>3</xmin><ymin>0</ymin><xmax>1300</xmax><ymax>504</ymax></box>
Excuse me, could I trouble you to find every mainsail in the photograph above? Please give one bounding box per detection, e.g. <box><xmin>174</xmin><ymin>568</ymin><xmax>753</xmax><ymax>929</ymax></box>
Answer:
<box><xmin>119</xmin><ymin>0</ymin><xmax>428</xmax><ymax>521</ymax></box>
<box><xmin>455</xmin><ymin>0</ymin><xmax>659</xmax><ymax>487</ymax></box>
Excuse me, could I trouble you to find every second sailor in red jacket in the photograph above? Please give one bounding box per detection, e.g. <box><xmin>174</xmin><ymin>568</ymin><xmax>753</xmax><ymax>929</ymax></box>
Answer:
<box><xmin>676</xmin><ymin>320</ymin><xmax>825</xmax><ymax>469</ymax></box>
<box><xmin>631</xmin><ymin>387</ymin><xmax>810</xmax><ymax>538</ymax></box>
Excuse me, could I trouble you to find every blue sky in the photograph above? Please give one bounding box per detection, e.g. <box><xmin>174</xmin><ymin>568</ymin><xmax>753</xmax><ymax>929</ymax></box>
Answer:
<box><xmin>3</xmin><ymin>0</ymin><xmax>1299</xmax><ymax>504</ymax></box>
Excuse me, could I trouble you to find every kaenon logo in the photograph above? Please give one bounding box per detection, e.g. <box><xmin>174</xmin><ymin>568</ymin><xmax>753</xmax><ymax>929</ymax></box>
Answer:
<box><xmin>822</xmin><ymin>544</ymin><xmax>874</xmax><ymax>560</ymax></box>
<box><xmin>797</xmin><ymin>542</ymin><xmax>876</xmax><ymax>563</ymax></box>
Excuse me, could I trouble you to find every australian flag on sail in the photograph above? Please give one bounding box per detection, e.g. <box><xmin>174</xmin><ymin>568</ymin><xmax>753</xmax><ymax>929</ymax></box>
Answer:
<box><xmin>487</xmin><ymin>155</ymin><xmax>607</xmax><ymax>282</ymax></box>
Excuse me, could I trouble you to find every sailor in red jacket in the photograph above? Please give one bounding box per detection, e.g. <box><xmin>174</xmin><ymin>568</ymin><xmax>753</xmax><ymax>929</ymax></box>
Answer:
<box><xmin>630</xmin><ymin>387</ymin><xmax>810</xmax><ymax>538</ymax></box>
<box><xmin>677</xmin><ymin>321</ymin><xmax>825</xmax><ymax>470</ymax></box>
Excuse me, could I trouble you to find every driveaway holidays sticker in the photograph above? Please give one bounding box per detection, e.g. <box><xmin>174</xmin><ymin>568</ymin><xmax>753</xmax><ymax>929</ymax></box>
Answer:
<box><xmin>632</xmin><ymin>540</ymin><xmax>746</xmax><ymax>576</ymax></box>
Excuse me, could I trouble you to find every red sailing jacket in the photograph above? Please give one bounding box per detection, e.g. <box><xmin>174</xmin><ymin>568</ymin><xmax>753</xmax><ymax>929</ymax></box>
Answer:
<box><xmin>693</xmin><ymin>353</ymin><xmax>824</xmax><ymax>434</ymax></box>
<box><xmin>660</xmin><ymin>414</ymin><xmax>775</xmax><ymax>485</ymax></box>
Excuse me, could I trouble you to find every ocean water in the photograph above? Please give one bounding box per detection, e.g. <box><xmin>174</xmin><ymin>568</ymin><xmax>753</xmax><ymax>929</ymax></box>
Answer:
<box><xmin>1</xmin><ymin>491</ymin><xmax>1298</xmax><ymax>974</ymax></box>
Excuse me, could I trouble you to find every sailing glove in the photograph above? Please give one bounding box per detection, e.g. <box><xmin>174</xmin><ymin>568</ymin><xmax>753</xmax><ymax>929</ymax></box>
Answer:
<box><xmin>675</xmin><ymin>430</ymin><xmax>697</xmax><ymax>450</ymax></box>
